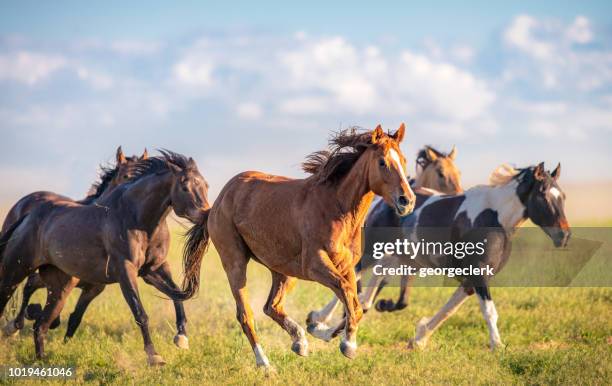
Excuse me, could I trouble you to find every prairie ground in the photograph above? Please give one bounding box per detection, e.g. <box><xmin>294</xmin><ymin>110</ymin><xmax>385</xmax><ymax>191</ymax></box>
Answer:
<box><xmin>0</xmin><ymin>222</ymin><xmax>611</xmax><ymax>385</ymax></box>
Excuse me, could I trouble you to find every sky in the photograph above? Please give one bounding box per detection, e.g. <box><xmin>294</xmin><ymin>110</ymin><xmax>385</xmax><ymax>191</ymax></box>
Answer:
<box><xmin>1</xmin><ymin>1</ymin><xmax>611</xmax><ymax>204</ymax></box>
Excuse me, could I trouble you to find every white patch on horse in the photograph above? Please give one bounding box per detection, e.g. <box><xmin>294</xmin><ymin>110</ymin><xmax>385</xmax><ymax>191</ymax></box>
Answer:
<box><xmin>389</xmin><ymin>149</ymin><xmax>410</xmax><ymax>188</ymax></box>
<box><xmin>549</xmin><ymin>187</ymin><xmax>561</xmax><ymax>199</ymax></box>
<box><xmin>455</xmin><ymin>180</ymin><xmax>525</xmax><ymax>231</ymax></box>
<box><xmin>253</xmin><ymin>343</ymin><xmax>270</xmax><ymax>367</ymax></box>
<box><xmin>478</xmin><ymin>297</ymin><xmax>502</xmax><ymax>349</ymax></box>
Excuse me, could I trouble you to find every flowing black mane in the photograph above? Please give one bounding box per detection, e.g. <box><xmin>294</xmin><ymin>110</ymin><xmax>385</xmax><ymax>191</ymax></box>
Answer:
<box><xmin>84</xmin><ymin>164</ymin><xmax>119</xmax><ymax>200</ymax></box>
<box><xmin>129</xmin><ymin>149</ymin><xmax>193</xmax><ymax>182</ymax></box>
<box><xmin>302</xmin><ymin>127</ymin><xmax>381</xmax><ymax>185</ymax></box>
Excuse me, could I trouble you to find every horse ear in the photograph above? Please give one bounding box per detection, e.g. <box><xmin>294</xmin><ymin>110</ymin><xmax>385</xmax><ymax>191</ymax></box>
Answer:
<box><xmin>188</xmin><ymin>157</ymin><xmax>197</xmax><ymax>169</ymax></box>
<box><xmin>534</xmin><ymin>162</ymin><xmax>546</xmax><ymax>181</ymax></box>
<box><xmin>141</xmin><ymin>148</ymin><xmax>149</xmax><ymax>160</ymax></box>
<box><xmin>551</xmin><ymin>163</ymin><xmax>561</xmax><ymax>180</ymax></box>
<box><xmin>448</xmin><ymin>145</ymin><xmax>457</xmax><ymax>160</ymax></box>
<box><xmin>391</xmin><ymin>123</ymin><xmax>405</xmax><ymax>143</ymax></box>
<box><xmin>426</xmin><ymin>147</ymin><xmax>438</xmax><ymax>162</ymax></box>
<box><xmin>116</xmin><ymin>146</ymin><xmax>127</xmax><ymax>164</ymax></box>
<box><xmin>371</xmin><ymin>124</ymin><xmax>384</xmax><ymax>144</ymax></box>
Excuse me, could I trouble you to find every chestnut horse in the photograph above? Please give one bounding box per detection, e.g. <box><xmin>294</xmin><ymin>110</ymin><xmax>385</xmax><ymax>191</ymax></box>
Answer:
<box><xmin>0</xmin><ymin>151</ymin><xmax>209</xmax><ymax>365</ymax></box>
<box><xmin>306</xmin><ymin>145</ymin><xmax>463</xmax><ymax>329</ymax></box>
<box><xmin>184</xmin><ymin>124</ymin><xmax>415</xmax><ymax>368</ymax></box>
<box><xmin>2</xmin><ymin>147</ymin><xmax>146</xmax><ymax>337</ymax></box>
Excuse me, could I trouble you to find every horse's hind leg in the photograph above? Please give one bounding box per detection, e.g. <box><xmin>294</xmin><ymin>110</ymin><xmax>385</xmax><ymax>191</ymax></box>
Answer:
<box><xmin>376</xmin><ymin>275</ymin><xmax>415</xmax><ymax>312</ymax></box>
<box><xmin>475</xmin><ymin>285</ymin><xmax>503</xmax><ymax>350</ymax></box>
<box><xmin>34</xmin><ymin>266</ymin><xmax>78</xmax><ymax>358</ymax></box>
<box><xmin>408</xmin><ymin>285</ymin><xmax>472</xmax><ymax>350</ymax></box>
<box><xmin>0</xmin><ymin>253</ymin><xmax>36</xmax><ymax>324</ymax></box>
<box><xmin>263</xmin><ymin>271</ymin><xmax>308</xmax><ymax>357</ymax></box>
<box><xmin>3</xmin><ymin>273</ymin><xmax>45</xmax><ymax>336</ymax></box>
<box><xmin>64</xmin><ymin>283</ymin><xmax>105</xmax><ymax>341</ymax></box>
<box><xmin>142</xmin><ymin>263</ymin><xmax>189</xmax><ymax>349</ymax></box>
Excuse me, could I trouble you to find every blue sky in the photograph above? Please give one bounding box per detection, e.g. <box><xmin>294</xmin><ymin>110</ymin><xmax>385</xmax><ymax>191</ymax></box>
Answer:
<box><xmin>0</xmin><ymin>1</ymin><xmax>611</xmax><ymax>204</ymax></box>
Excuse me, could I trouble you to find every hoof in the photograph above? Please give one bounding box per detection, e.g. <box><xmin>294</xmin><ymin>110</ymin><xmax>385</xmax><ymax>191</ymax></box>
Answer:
<box><xmin>408</xmin><ymin>317</ymin><xmax>431</xmax><ymax>350</ymax></box>
<box><xmin>375</xmin><ymin>299</ymin><xmax>392</xmax><ymax>312</ymax></box>
<box><xmin>340</xmin><ymin>339</ymin><xmax>357</xmax><ymax>359</ymax></box>
<box><xmin>49</xmin><ymin>316</ymin><xmax>61</xmax><ymax>330</ymax></box>
<box><xmin>147</xmin><ymin>354</ymin><xmax>166</xmax><ymax>366</ymax></box>
<box><xmin>174</xmin><ymin>334</ymin><xmax>189</xmax><ymax>350</ymax></box>
<box><xmin>306</xmin><ymin>322</ymin><xmax>333</xmax><ymax>342</ymax></box>
<box><xmin>306</xmin><ymin>311</ymin><xmax>320</xmax><ymax>325</ymax></box>
<box><xmin>490</xmin><ymin>339</ymin><xmax>504</xmax><ymax>351</ymax></box>
<box><xmin>2</xmin><ymin>320</ymin><xmax>19</xmax><ymax>337</ymax></box>
<box><xmin>291</xmin><ymin>340</ymin><xmax>309</xmax><ymax>357</ymax></box>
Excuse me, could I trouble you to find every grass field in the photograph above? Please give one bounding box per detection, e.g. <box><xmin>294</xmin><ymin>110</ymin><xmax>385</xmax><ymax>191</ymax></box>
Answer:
<box><xmin>1</xmin><ymin>223</ymin><xmax>611</xmax><ymax>385</ymax></box>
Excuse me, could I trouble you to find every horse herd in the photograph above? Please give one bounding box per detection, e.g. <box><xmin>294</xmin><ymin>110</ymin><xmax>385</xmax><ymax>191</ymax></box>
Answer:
<box><xmin>0</xmin><ymin>124</ymin><xmax>570</xmax><ymax>369</ymax></box>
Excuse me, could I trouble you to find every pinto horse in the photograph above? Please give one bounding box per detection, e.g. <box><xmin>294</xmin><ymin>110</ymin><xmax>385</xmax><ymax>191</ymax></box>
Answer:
<box><xmin>310</xmin><ymin>163</ymin><xmax>570</xmax><ymax>350</ymax></box>
<box><xmin>306</xmin><ymin>145</ymin><xmax>463</xmax><ymax>328</ymax></box>
<box><xmin>1</xmin><ymin>147</ymin><xmax>146</xmax><ymax>337</ymax></box>
<box><xmin>184</xmin><ymin>124</ymin><xmax>415</xmax><ymax>368</ymax></box>
<box><xmin>0</xmin><ymin>151</ymin><xmax>210</xmax><ymax>365</ymax></box>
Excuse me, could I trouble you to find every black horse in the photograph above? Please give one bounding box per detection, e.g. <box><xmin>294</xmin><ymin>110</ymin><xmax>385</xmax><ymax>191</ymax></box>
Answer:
<box><xmin>2</xmin><ymin>147</ymin><xmax>146</xmax><ymax>338</ymax></box>
<box><xmin>0</xmin><ymin>151</ymin><xmax>210</xmax><ymax>365</ymax></box>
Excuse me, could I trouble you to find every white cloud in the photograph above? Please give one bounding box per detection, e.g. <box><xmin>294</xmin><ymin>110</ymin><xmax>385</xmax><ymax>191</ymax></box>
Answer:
<box><xmin>566</xmin><ymin>16</ymin><xmax>593</xmax><ymax>44</ymax></box>
<box><xmin>110</xmin><ymin>39</ymin><xmax>162</xmax><ymax>55</ymax></box>
<box><xmin>236</xmin><ymin>102</ymin><xmax>263</xmax><ymax>120</ymax></box>
<box><xmin>503</xmin><ymin>15</ymin><xmax>612</xmax><ymax>92</ymax></box>
<box><xmin>76</xmin><ymin>67</ymin><xmax>114</xmax><ymax>90</ymax></box>
<box><xmin>504</xmin><ymin>15</ymin><xmax>554</xmax><ymax>59</ymax></box>
<box><xmin>173</xmin><ymin>54</ymin><xmax>214</xmax><ymax>87</ymax></box>
<box><xmin>0</xmin><ymin>51</ymin><xmax>66</xmax><ymax>85</ymax></box>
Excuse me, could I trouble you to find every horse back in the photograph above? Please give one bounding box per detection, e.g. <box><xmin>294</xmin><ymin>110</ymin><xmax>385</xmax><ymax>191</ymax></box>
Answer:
<box><xmin>1</xmin><ymin>191</ymin><xmax>72</xmax><ymax>233</ymax></box>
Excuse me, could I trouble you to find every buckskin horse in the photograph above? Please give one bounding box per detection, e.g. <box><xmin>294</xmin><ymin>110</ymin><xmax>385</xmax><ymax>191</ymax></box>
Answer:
<box><xmin>306</xmin><ymin>145</ymin><xmax>464</xmax><ymax>329</ymax></box>
<box><xmin>184</xmin><ymin>124</ymin><xmax>415</xmax><ymax>368</ymax></box>
<box><xmin>308</xmin><ymin>163</ymin><xmax>570</xmax><ymax>350</ymax></box>
<box><xmin>2</xmin><ymin>147</ymin><xmax>146</xmax><ymax>337</ymax></box>
<box><xmin>0</xmin><ymin>151</ymin><xmax>210</xmax><ymax>365</ymax></box>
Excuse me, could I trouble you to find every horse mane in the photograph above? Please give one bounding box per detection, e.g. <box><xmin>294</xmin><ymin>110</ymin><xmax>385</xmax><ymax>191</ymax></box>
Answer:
<box><xmin>85</xmin><ymin>164</ymin><xmax>119</xmax><ymax>199</ymax></box>
<box><xmin>302</xmin><ymin>127</ymin><xmax>376</xmax><ymax>185</ymax></box>
<box><xmin>416</xmin><ymin>145</ymin><xmax>447</xmax><ymax>168</ymax></box>
<box><xmin>488</xmin><ymin>164</ymin><xmax>531</xmax><ymax>186</ymax></box>
<box><xmin>129</xmin><ymin>149</ymin><xmax>193</xmax><ymax>181</ymax></box>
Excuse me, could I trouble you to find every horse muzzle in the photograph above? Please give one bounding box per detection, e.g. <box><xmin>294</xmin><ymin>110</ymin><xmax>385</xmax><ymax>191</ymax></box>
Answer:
<box><xmin>394</xmin><ymin>194</ymin><xmax>415</xmax><ymax>217</ymax></box>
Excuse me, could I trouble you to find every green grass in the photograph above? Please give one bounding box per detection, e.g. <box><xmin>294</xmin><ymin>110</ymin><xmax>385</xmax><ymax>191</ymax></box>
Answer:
<box><xmin>1</xmin><ymin>227</ymin><xmax>611</xmax><ymax>385</ymax></box>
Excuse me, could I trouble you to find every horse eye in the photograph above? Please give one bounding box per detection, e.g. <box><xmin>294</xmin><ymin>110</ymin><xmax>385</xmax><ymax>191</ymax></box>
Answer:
<box><xmin>379</xmin><ymin>158</ymin><xmax>386</xmax><ymax>167</ymax></box>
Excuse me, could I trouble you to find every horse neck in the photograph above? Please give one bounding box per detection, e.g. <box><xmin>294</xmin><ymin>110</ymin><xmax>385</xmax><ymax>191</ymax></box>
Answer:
<box><xmin>122</xmin><ymin>172</ymin><xmax>174</xmax><ymax>230</ymax></box>
<box><xmin>468</xmin><ymin>181</ymin><xmax>526</xmax><ymax>231</ymax></box>
<box><xmin>335</xmin><ymin>153</ymin><xmax>376</xmax><ymax>229</ymax></box>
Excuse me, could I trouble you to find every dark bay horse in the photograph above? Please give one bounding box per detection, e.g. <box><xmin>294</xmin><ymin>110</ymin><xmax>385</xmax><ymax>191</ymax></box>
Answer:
<box><xmin>184</xmin><ymin>124</ymin><xmax>416</xmax><ymax>368</ymax></box>
<box><xmin>0</xmin><ymin>151</ymin><xmax>210</xmax><ymax>365</ymax></box>
<box><xmin>2</xmin><ymin>147</ymin><xmax>146</xmax><ymax>337</ymax></box>
<box><xmin>309</xmin><ymin>163</ymin><xmax>569</xmax><ymax>350</ymax></box>
<box><xmin>306</xmin><ymin>145</ymin><xmax>464</xmax><ymax>328</ymax></box>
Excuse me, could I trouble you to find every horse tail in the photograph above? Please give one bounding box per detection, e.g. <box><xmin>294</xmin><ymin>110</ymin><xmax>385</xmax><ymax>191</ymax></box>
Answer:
<box><xmin>175</xmin><ymin>209</ymin><xmax>211</xmax><ymax>300</ymax></box>
<box><xmin>0</xmin><ymin>214</ymin><xmax>28</xmax><ymax>275</ymax></box>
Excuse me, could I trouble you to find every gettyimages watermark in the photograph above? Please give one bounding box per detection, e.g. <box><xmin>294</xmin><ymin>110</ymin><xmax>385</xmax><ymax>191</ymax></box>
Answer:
<box><xmin>360</xmin><ymin>227</ymin><xmax>612</xmax><ymax>287</ymax></box>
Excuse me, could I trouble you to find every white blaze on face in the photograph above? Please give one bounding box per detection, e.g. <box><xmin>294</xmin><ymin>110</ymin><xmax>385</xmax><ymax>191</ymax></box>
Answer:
<box><xmin>549</xmin><ymin>187</ymin><xmax>562</xmax><ymax>199</ymax></box>
<box><xmin>389</xmin><ymin>149</ymin><xmax>410</xmax><ymax>188</ymax></box>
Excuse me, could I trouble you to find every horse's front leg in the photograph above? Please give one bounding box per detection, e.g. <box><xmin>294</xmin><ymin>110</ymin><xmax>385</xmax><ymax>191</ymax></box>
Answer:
<box><xmin>142</xmin><ymin>262</ymin><xmax>189</xmax><ymax>349</ymax></box>
<box><xmin>307</xmin><ymin>250</ymin><xmax>363</xmax><ymax>359</ymax></box>
<box><xmin>117</xmin><ymin>258</ymin><xmax>165</xmax><ymax>366</ymax></box>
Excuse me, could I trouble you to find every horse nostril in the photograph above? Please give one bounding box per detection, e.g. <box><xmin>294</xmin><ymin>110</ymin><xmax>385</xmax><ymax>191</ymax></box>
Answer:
<box><xmin>398</xmin><ymin>195</ymin><xmax>408</xmax><ymax>206</ymax></box>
